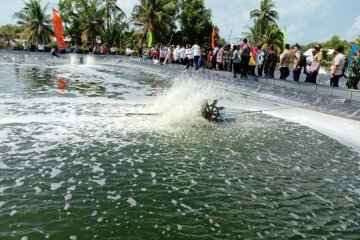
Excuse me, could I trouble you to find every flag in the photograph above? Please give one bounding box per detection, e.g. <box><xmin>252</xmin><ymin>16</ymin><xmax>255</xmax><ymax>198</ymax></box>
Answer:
<box><xmin>348</xmin><ymin>41</ymin><xmax>359</xmax><ymax>70</ymax></box>
<box><xmin>52</xmin><ymin>9</ymin><xmax>66</xmax><ymax>51</ymax></box>
<box><xmin>211</xmin><ymin>28</ymin><xmax>215</xmax><ymax>49</ymax></box>
<box><xmin>283</xmin><ymin>26</ymin><xmax>288</xmax><ymax>47</ymax></box>
<box><xmin>147</xmin><ymin>31</ymin><xmax>153</xmax><ymax>48</ymax></box>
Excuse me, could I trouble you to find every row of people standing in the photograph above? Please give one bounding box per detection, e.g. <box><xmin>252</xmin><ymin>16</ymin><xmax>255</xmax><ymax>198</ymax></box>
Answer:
<box><xmin>141</xmin><ymin>41</ymin><xmax>359</xmax><ymax>89</ymax></box>
<box><xmin>257</xmin><ymin>43</ymin><xmax>358</xmax><ymax>88</ymax></box>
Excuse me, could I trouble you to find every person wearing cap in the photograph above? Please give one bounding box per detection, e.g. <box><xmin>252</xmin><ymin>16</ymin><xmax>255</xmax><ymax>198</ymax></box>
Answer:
<box><xmin>330</xmin><ymin>46</ymin><xmax>346</xmax><ymax>87</ymax></box>
<box><xmin>308</xmin><ymin>44</ymin><xmax>323</xmax><ymax>83</ymax></box>
<box><xmin>292</xmin><ymin>43</ymin><xmax>302</xmax><ymax>82</ymax></box>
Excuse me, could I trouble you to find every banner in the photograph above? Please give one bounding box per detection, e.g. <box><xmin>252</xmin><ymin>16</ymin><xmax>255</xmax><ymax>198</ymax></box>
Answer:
<box><xmin>147</xmin><ymin>31</ymin><xmax>153</xmax><ymax>48</ymax></box>
<box><xmin>211</xmin><ymin>28</ymin><xmax>215</xmax><ymax>49</ymax></box>
<box><xmin>348</xmin><ymin>40</ymin><xmax>359</xmax><ymax>70</ymax></box>
<box><xmin>52</xmin><ymin>9</ymin><xmax>66</xmax><ymax>51</ymax></box>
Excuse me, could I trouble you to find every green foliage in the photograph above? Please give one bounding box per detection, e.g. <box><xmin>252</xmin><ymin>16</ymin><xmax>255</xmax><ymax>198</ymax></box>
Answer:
<box><xmin>321</xmin><ymin>49</ymin><xmax>328</xmax><ymax>61</ymax></box>
<box><xmin>7</xmin><ymin>0</ymin><xmax>222</xmax><ymax>51</ymax></box>
<box><xmin>77</xmin><ymin>0</ymin><xmax>106</xmax><ymax>47</ymax></box>
<box><xmin>103</xmin><ymin>0</ymin><xmax>125</xmax><ymax>32</ymax></box>
<box><xmin>131</xmin><ymin>0</ymin><xmax>177</xmax><ymax>45</ymax></box>
<box><xmin>0</xmin><ymin>24</ymin><xmax>18</xmax><ymax>38</ymax></box>
<box><xmin>13</xmin><ymin>0</ymin><xmax>53</xmax><ymax>44</ymax></box>
<box><xmin>178</xmin><ymin>0</ymin><xmax>214</xmax><ymax>46</ymax></box>
<box><xmin>323</xmin><ymin>35</ymin><xmax>350</xmax><ymax>51</ymax></box>
<box><xmin>102</xmin><ymin>13</ymin><xmax>128</xmax><ymax>47</ymax></box>
<box><xmin>261</xmin><ymin>25</ymin><xmax>284</xmax><ymax>54</ymax></box>
<box><xmin>250</xmin><ymin>0</ymin><xmax>279</xmax><ymax>45</ymax></box>
<box><xmin>302</xmin><ymin>35</ymin><xmax>352</xmax><ymax>55</ymax></box>
<box><xmin>59</xmin><ymin>0</ymin><xmax>128</xmax><ymax>47</ymax></box>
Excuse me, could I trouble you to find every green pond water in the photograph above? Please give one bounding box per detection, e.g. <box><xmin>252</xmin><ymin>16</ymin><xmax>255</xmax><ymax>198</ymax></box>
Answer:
<box><xmin>0</xmin><ymin>59</ymin><xmax>359</xmax><ymax>239</ymax></box>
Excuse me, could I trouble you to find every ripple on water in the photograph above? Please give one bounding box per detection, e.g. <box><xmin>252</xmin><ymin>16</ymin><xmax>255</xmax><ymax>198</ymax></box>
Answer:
<box><xmin>0</xmin><ymin>61</ymin><xmax>359</xmax><ymax>239</ymax></box>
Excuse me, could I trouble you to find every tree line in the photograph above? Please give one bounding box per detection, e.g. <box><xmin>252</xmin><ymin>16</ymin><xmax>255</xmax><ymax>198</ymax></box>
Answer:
<box><xmin>0</xmin><ymin>0</ymin><xmax>223</xmax><ymax>51</ymax></box>
<box><xmin>0</xmin><ymin>0</ymin><xmax>358</xmax><ymax>54</ymax></box>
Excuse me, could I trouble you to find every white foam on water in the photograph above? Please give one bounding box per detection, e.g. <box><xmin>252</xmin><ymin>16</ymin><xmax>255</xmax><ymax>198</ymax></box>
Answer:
<box><xmin>127</xmin><ymin>198</ymin><xmax>137</xmax><ymax>207</ymax></box>
<box><xmin>15</xmin><ymin>177</ymin><xmax>25</xmax><ymax>187</ymax></box>
<box><xmin>69</xmin><ymin>54</ymin><xmax>77</xmax><ymax>65</ymax></box>
<box><xmin>180</xmin><ymin>203</ymin><xmax>194</xmax><ymax>211</ymax></box>
<box><xmin>92</xmin><ymin>165</ymin><xmax>105</xmax><ymax>173</ymax></box>
<box><xmin>64</xmin><ymin>203</ymin><xmax>70</xmax><ymax>210</ymax></box>
<box><xmin>136</xmin><ymin>77</ymin><xmax>221</xmax><ymax>130</ymax></box>
<box><xmin>227</xmin><ymin>91</ymin><xmax>360</xmax><ymax>154</ymax></box>
<box><xmin>85</xmin><ymin>56</ymin><xmax>95</xmax><ymax>65</ymax></box>
<box><xmin>0</xmin><ymin>187</ymin><xmax>10</xmax><ymax>194</ymax></box>
<box><xmin>50</xmin><ymin>168</ymin><xmax>62</xmax><ymax>178</ymax></box>
<box><xmin>50</xmin><ymin>182</ymin><xmax>62</xmax><ymax>191</ymax></box>
<box><xmin>0</xmin><ymin>161</ymin><xmax>9</xmax><ymax>169</ymax></box>
<box><xmin>91</xmin><ymin>179</ymin><xmax>106</xmax><ymax>186</ymax></box>
<box><xmin>64</xmin><ymin>194</ymin><xmax>72</xmax><ymax>201</ymax></box>
<box><xmin>33</xmin><ymin>187</ymin><xmax>42</xmax><ymax>194</ymax></box>
<box><xmin>107</xmin><ymin>194</ymin><xmax>121</xmax><ymax>201</ymax></box>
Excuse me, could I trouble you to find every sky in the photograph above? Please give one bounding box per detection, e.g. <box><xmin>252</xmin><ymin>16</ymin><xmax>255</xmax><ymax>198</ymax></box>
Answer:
<box><xmin>1</xmin><ymin>0</ymin><xmax>360</xmax><ymax>44</ymax></box>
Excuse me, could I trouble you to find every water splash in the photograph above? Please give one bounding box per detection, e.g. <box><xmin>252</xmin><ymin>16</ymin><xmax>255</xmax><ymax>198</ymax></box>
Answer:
<box><xmin>85</xmin><ymin>55</ymin><xmax>95</xmax><ymax>65</ymax></box>
<box><xmin>69</xmin><ymin>54</ymin><xmax>77</xmax><ymax>65</ymax></box>
<box><xmin>136</xmin><ymin>76</ymin><xmax>225</xmax><ymax>130</ymax></box>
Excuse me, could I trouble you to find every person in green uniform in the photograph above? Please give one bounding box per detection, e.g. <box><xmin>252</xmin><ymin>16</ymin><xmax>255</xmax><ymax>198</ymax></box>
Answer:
<box><xmin>347</xmin><ymin>49</ymin><xmax>360</xmax><ymax>89</ymax></box>
<box><xmin>265</xmin><ymin>45</ymin><xmax>277</xmax><ymax>78</ymax></box>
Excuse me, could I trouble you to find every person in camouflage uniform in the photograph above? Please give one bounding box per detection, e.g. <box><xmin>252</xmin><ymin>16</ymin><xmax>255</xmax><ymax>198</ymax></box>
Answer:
<box><xmin>265</xmin><ymin>45</ymin><xmax>277</xmax><ymax>78</ymax></box>
<box><xmin>226</xmin><ymin>46</ymin><xmax>234</xmax><ymax>72</ymax></box>
<box><xmin>263</xmin><ymin>46</ymin><xmax>270</xmax><ymax>77</ymax></box>
<box><xmin>347</xmin><ymin>49</ymin><xmax>360</xmax><ymax>89</ymax></box>
<box><xmin>222</xmin><ymin>45</ymin><xmax>230</xmax><ymax>71</ymax></box>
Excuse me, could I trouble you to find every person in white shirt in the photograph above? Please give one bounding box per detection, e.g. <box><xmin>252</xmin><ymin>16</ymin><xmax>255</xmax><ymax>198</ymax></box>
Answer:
<box><xmin>126</xmin><ymin>47</ymin><xmax>133</xmax><ymax>56</ymax></box>
<box><xmin>330</xmin><ymin>46</ymin><xmax>346</xmax><ymax>87</ymax></box>
<box><xmin>23</xmin><ymin>41</ymin><xmax>29</xmax><ymax>51</ymax></box>
<box><xmin>216</xmin><ymin>45</ymin><xmax>224</xmax><ymax>70</ymax></box>
<box><xmin>191</xmin><ymin>43</ymin><xmax>201</xmax><ymax>70</ymax></box>
<box><xmin>179</xmin><ymin>46</ymin><xmax>185</xmax><ymax>64</ymax></box>
<box><xmin>173</xmin><ymin>45</ymin><xmax>180</xmax><ymax>64</ymax></box>
<box><xmin>184</xmin><ymin>45</ymin><xmax>192</xmax><ymax>70</ymax></box>
<box><xmin>110</xmin><ymin>46</ymin><xmax>117</xmax><ymax>55</ymax></box>
<box><xmin>37</xmin><ymin>43</ymin><xmax>45</xmax><ymax>52</ymax></box>
<box><xmin>292</xmin><ymin>43</ymin><xmax>303</xmax><ymax>82</ymax></box>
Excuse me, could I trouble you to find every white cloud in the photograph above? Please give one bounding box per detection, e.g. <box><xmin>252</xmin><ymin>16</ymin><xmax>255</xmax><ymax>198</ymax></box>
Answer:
<box><xmin>346</xmin><ymin>15</ymin><xmax>360</xmax><ymax>40</ymax></box>
<box><xmin>117</xmin><ymin>0</ymin><xmax>137</xmax><ymax>18</ymax></box>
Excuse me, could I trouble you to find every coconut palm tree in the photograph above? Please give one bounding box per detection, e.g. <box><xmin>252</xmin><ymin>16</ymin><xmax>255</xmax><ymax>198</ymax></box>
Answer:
<box><xmin>76</xmin><ymin>0</ymin><xmax>106</xmax><ymax>48</ymax></box>
<box><xmin>13</xmin><ymin>0</ymin><xmax>53</xmax><ymax>46</ymax></box>
<box><xmin>261</xmin><ymin>24</ymin><xmax>284</xmax><ymax>53</ymax></box>
<box><xmin>103</xmin><ymin>0</ymin><xmax>125</xmax><ymax>32</ymax></box>
<box><xmin>250</xmin><ymin>0</ymin><xmax>279</xmax><ymax>40</ymax></box>
<box><xmin>131</xmin><ymin>0</ymin><xmax>177</xmax><ymax>45</ymax></box>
